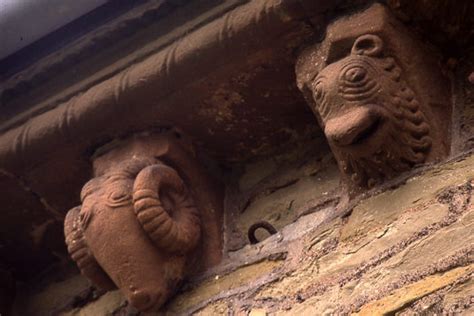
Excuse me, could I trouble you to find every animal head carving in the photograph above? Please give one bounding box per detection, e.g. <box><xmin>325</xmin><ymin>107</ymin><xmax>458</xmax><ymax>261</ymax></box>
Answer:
<box><xmin>64</xmin><ymin>158</ymin><xmax>201</xmax><ymax>312</ymax></box>
<box><xmin>309</xmin><ymin>34</ymin><xmax>432</xmax><ymax>190</ymax></box>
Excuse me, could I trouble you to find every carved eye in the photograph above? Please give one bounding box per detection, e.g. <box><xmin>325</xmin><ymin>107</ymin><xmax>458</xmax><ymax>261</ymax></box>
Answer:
<box><xmin>313</xmin><ymin>81</ymin><xmax>324</xmax><ymax>101</ymax></box>
<box><xmin>107</xmin><ymin>190</ymin><xmax>131</xmax><ymax>207</ymax></box>
<box><xmin>343</xmin><ymin>66</ymin><xmax>367</xmax><ymax>82</ymax></box>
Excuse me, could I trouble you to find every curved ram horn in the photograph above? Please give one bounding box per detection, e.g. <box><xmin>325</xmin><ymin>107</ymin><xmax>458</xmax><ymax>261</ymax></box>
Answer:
<box><xmin>132</xmin><ymin>164</ymin><xmax>201</xmax><ymax>254</ymax></box>
<box><xmin>64</xmin><ymin>206</ymin><xmax>116</xmax><ymax>290</ymax></box>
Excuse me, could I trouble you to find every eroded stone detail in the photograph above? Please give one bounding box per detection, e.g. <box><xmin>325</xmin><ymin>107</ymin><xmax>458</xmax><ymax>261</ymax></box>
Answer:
<box><xmin>296</xmin><ymin>4</ymin><xmax>452</xmax><ymax>194</ymax></box>
<box><xmin>310</xmin><ymin>34</ymin><xmax>432</xmax><ymax>188</ymax></box>
<box><xmin>64</xmin><ymin>134</ymin><xmax>222</xmax><ymax>312</ymax></box>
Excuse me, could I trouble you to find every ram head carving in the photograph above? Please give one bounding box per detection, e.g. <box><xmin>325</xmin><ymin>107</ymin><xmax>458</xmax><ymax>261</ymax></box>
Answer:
<box><xmin>64</xmin><ymin>157</ymin><xmax>201</xmax><ymax>312</ymax></box>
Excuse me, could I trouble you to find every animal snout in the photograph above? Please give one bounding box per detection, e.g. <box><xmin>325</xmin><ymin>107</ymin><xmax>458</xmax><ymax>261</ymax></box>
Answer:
<box><xmin>324</xmin><ymin>106</ymin><xmax>380</xmax><ymax>146</ymax></box>
<box><xmin>129</xmin><ymin>290</ymin><xmax>161</xmax><ymax>312</ymax></box>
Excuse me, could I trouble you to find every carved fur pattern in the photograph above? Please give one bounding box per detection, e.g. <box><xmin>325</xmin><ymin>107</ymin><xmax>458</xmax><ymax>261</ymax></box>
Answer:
<box><xmin>340</xmin><ymin>57</ymin><xmax>431</xmax><ymax>187</ymax></box>
<box><xmin>63</xmin><ymin>206</ymin><xmax>116</xmax><ymax>290</ymax></box>
<box><xmin>311</xmin><ymin>35</ymin><xmax>432</xmax><ymax>188</ymax></box>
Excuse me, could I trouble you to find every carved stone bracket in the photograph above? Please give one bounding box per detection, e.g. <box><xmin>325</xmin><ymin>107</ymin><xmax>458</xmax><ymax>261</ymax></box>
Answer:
<box><xmin>296</xmin><ymin>4</ymin><xmax>452</xmax><ymax>195</ymax></box>
<box><xmin>64</xmin><ymin>132</ymin><xmax>223</xmax><ymax>312</ymax></box>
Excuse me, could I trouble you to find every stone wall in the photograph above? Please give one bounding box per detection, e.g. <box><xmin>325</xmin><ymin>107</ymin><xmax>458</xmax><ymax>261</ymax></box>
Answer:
<box><xmin>5</xmin><ymin>1</ymin><xmax>474</xmax><ymax>315</ymax></box>
<box><xmin>11</xmin><ymin>141</ymin><xmax>473</xmax><ymax>315</ymax></box>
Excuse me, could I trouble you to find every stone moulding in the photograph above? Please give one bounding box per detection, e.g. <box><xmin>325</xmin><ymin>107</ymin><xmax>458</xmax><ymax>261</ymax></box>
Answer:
<box><xmin>0</xmin><ymin>0</ymin><xmax>333</xmax><ymax>172</ymax></box>
<box><xmin>0</xmin><ymin>0</ymin><xmax>245</xmax><ymax>130</ymax></box>
<box><xmin>296</xmin><ymin>4</ymin><xmax>452</xmax><ymax>195</ymax></box>
<box><xmin>64</xmin><ymin>133</ymin><xmax>223</xmax><ymax>312</ymax></box>
<box><xmin>0</xmin><ymin>0</ymin><xmax>343</xmax><ymax>291</ymax></box>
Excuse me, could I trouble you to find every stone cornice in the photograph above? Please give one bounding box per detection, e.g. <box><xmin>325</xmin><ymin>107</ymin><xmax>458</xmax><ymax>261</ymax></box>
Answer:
<box><xmin>0</xmin><ymin>0</ymin><xmax>247</xmax><ymax>132</ymax></box>
<box><xmin>0</xmin><ymin>0</ymin><xmax>336</xmax><ymax>171</ymax></box>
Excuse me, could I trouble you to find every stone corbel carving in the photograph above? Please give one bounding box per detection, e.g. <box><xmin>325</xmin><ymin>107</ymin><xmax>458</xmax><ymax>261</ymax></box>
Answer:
<box><xmin>64</xmin><ymin>132</ymin><xmax>223</xmax><ymax>312</ymax></box>
<box><xmin>296</xmin><ymin>4</ymin><xmax>452</xmax><ymax>195</ymax></box>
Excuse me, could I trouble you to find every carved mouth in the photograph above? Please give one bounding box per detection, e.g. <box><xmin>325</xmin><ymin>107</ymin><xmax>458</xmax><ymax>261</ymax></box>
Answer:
<box><xmin>324</xmin><ymin>106</ymin><xmax>381</xmax><ymax>146</ymax></box>
<box><xmin>349</xmin><ymin>117</ymin><xmax>380</xmax><ymax>145</ymax></box>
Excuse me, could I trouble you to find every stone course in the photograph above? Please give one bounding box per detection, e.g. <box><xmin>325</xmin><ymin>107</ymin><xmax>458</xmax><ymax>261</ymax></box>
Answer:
<box><xmin>179</xmin><ymin>153</ymin><xmax>473</xmax><ymax>315</ymax></box>
<box><xmin>4</xmin><ymin>1</ymin><xmax>474</xmax><ymax>315</ymax></box>
<box><xmin>12</xmin><ymin>150</ymin><xmax>473</xmax><ymax>315</ymax></box>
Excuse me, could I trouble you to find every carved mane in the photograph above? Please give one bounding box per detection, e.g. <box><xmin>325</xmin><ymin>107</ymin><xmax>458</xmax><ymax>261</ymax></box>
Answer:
<box><xmin>337</xmin><ymin>56</ymin><xmax>432</xmax><ymax>188</ymax></box>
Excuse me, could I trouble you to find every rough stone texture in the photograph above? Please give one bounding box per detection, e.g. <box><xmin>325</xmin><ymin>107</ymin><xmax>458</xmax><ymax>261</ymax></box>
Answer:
<box><xmin>296</xmin><ymin>4</ymin><xmax>452</xmax><ymax>195</ymax></box>
<box><xmin>63</xmin><ymin>133</ymin><xmax>224</xmax><ymax>312</ymax></box>
<box><xmin>12</xmin><ymin>151</ymin><xmax>474</xmax><ymax>315</ymax></box>
<box><xmin>193</xmin><ymin>301</ymin><xmax>230</xmax><ymax>316</ymax></box>
<box><xmin>64</xmin><ymin>291</ymin><xmax>127</xmax><ymax>316</ymax></box>
<box><xmin>11</xmin><ymin>273</ymin><xmax>93</xmax><ymax>315</ymax></box>
<box><xmin>229</xmin><ymin>141</ymin><xmax>340</xmax><ymax>248</ymax></box>
<box><xmin>356</xmin><ymin>265</ymin><xmax>473</xmax><ymax>315</ymax></box>
<box><xmin>386</xmin><ymin>0</ymin><xmax>474</xmax><ymax>50</ymax></box>
<box><xmin>453</xmin><ymin>54</ymin><xmax>474</xmax><ymax>153</ymax></box>
<box><xmin>205</xmin><ymin>153</ymin><xmax>473</xmax><ymax>315</ymax></box>
<box><xmin>167</xmin><ymin>259</ymin><xmax>283</xmax><ymax>314</ymax></box>
<box><xmin>4</xmin><ymin>1</ymin><xmax>474</xmax><ymax>315</ymax></box>
<box><xmin>17</xmin><ymin>150</ymin><xmax>473</xmax><ymax>316</ymax></box>
<box><xmin>0</xmin><ymin>0</ymin><xmax>326</xmax><ymax>281</ymax></box>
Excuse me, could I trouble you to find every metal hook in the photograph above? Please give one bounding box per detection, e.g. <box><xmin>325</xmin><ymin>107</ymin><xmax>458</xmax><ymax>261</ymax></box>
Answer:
<box><xmin>248</xmin><ymin>221</ymin><xmax>277</xmax><ymax>244</ymax></box>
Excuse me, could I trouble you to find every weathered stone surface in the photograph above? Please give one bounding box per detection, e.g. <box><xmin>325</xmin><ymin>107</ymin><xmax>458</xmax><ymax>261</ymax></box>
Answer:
<box><xmin>356</xmin><ymin>265</ymin><xmax>473</xmax><ymax>315</ymax></box>
<box><xmin>4</xmin><ymin>1</ymin><xmax>474</xmax><ymax>316</ymax></box>
<box><xmin>345</xmin><ymin>154</ymin><xmax>474</xmax><ymax>235</ymax></box>
<box><xmin>239</xmin><ymin>159</ymin><xmax>279</xmax><ymax>192</ymax></box>
<box><xmin>63</xmin><ymin>134</ymin><xmax>223</xmax><ymax>313</ymax></box>
<box><xmin>63</xmin><ymin>291</ymin><xmax>125</xmax><ymax>316</ymax></box>
<box><xmin>248</xmin><ymin>308</ymin><xmax>268</xmax><ymax>316</ymax></box>
<box><xmin>167</xmin><ymin>259</ymin><xmax>282</xmax><ymax>314</ymax></box>
<box><xmin>455</xmin><ymin>57</ymin><xmax>474</xmax><ymax>152</ymax></box>
<box><xmin>6</xmin><ymin>6</ymin><xmax>473</xmax><ymax>316</ymax></box>
<box><xmin>193</xmin><ymin>301</ymin><xmax>229</xmax><ymax>316</ymax></box>
<box><xmin>12</xmin><ymin>274</ymin><xmax>91</xmax><ymax>316</ymax></box>
<box><xmin>340</xmin><ymin>153</ymin><xmax>474</xmax><ymax>255</ymax></box>
<box><xmin>237</xmin><ymin>161</ymin><xmax>339</xmax><ymax>239</ymax></box>
<box><xmin>13</xmin><ymin>148</ymin><xmax>474</xmax><ymax>316</ymax></box>
<box><xmin>254</xmin><ymin>153</ymin><xmax>473</xmax><ymax>314</ymax></box>
<box><xmin>256</xmin><ymin>200</ymin><xmax>453</xmax><ymax>305</ymax></box>
<box><xmin>387</xmin><ymin>0</ymin><xmax>474</xmax><ymax>49</ymax></box>
<box><xmin>394</xmin><ymin>274</ymin><xmax>474</xmax><ymax>315</ymax></box>
<box><xmin>233</xmin><ymin>147</ymin><xmax>339</xmax><ymax>246</ymax></box>
<box><xmin>14</xmin><ymin>147</ymin><xmax>474</xmax><ymax>316</ymax></box>
<box><xmin>296</xmin><ymin>3</ymin><xmax>452</xmax><ymax>194</ymax></box>
<box><xmin>443</xmin><ymin>276</ymin><xmax>474</xmax><ymax>307</ymax></box>
<box><xmin>0</xmin><ymin>0</ymin><xmax>326</xmax><ymax>283</ymax></box>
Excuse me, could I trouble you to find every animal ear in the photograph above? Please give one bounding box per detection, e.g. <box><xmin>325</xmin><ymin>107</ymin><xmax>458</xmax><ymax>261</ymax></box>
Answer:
<box><xmin>351</xmin><ymin>34</ymin><xmax>383</xmax><ymax>57</ymax></box>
